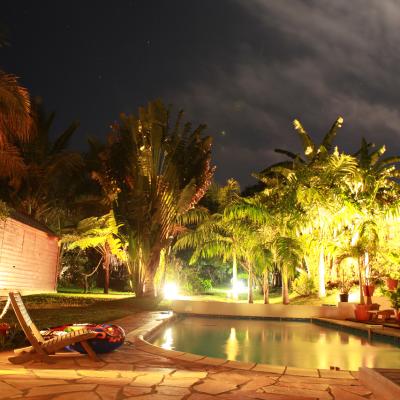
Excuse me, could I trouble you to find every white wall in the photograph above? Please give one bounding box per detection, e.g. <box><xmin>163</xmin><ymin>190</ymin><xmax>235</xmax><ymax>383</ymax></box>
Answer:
<box><xmin>172</xmin><ymin>299</ymin><xmax>344</xmax><ymax>319</ymax></box>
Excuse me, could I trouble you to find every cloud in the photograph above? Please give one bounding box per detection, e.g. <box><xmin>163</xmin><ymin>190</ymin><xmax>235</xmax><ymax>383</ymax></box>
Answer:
<box><xmin>169</xmin><ymin>0</ymin><xmax>400</xmax><ymax>186</ymax></box>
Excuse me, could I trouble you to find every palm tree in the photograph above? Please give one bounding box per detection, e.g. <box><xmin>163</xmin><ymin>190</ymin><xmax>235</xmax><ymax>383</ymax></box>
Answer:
<box><xmin>175</xmin><ymin>207</ymin><xmax>266</xmax><ymax>303</ymax></box>
<box><xmin>94</xmin><ymin>100</ymin><xmax>215</xmax><ymax>297</ymax></box>
<box><xmin>0</xmin><ymin>70</ymin><xmax>34</xmax><ymax>184</ymax></box>
<box><xmin>5</xmin><ymin>100</ymin><xmax>83</xmax><ymax>230</ymax></box>
<box><xmin>63</xmin><ymin>211</ymin><xmax>126</xmax><ymax>294</ymax></box>
<box><xmin>258</xmin><ymin>117</ymin><xmax>358</xmax><ymax>297</ymax></box>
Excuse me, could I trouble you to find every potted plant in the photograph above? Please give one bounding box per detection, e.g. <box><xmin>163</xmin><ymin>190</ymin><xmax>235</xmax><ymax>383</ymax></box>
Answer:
<box><xmin>386</xmin><ymin>271</ymin><xmax>399</xmax><ymax>291</ymax></box>
<box><xmin>363</xmin><ymin>278</ymin><xmax>375</xmax><ymax>297</ymax></box>
<box><xmin>383</xmin><ymin>287</ymin><xmax>400</xmax><ymax>320</ymax></box>
<box><xmin>0</xmin><ymin>322</ymin><xmax>10</xmax><ymax>336</ymax></box>
<box><xmin>339</xmin><ymin>279</ymin><xmax>353</xmax><ymax>303</ymax></box>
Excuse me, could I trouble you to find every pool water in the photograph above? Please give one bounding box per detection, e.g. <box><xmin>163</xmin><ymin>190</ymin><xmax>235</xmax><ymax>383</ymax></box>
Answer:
<box><xmin>151</xmin><ymin>317</ymin><xmax>400</xmax><ymax>370</ymax></box>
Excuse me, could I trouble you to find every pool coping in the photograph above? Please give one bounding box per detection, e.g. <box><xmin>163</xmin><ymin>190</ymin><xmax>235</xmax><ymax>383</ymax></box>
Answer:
<box><xmin>128</xmin><ymin>311</ymin><xmax>369</xmax><ymax>377</ymax></box>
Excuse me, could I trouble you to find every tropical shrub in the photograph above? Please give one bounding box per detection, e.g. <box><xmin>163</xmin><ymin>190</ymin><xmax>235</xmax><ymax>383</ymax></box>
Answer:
<box><xmin>292</xmin><ymin>272</ymin><xmax>316</xmax><ymax>296</ymax></box>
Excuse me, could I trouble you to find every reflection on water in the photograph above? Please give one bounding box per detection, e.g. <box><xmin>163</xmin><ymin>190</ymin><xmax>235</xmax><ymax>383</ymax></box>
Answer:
<box><xmin>151</xmin><ymin>317</ymin><xmax>400</xmax><ymax>369</ymax></box>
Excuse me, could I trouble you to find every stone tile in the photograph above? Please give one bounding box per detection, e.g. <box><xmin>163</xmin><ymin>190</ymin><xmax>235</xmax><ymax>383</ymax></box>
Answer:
<box><xmin>174</xmin><ymin>353</ymin><xmax>205</xmax><ymax>362</ymax></box>
<box><xmin>156</xmin><ymin>385</ymin><xmax>190</xmax><ymax>396</ymax></box>
<box><xmin>285</xmin><ymin>367</ymin><xmax>319</xmax><ymax>377</ymax></box>
<box><xmin>280</xmin><ymin>375</ymin><xmax>360</xmax><ymax>386</ymax></box>
<box><xmin>0</xmin><ymin>368</ymin><xmax>31</xmax><ymax>376</ymax></box>
<box><xmin>4</xmin><ymin>378</ymin><xmax>68</xmax><ymax>389</ymax></box>
<box><xmin>319</xmin><ymin>369</ymin><xmax>355</xmax><ymax>379</ymax></box>
<box><xmin>331</xmin><ymin>385</ymin><xmax>372</xmax><ymax>396</ymax></box>
<box><xmin>125</xmin><ymin>395</ymin><xmax>183</xmax><ymax>400</ymax></box>
<box><xmin>247</xmin><ymin>393</ymin><xmax>317</xmax><ymax>400</ymax></box>
<box><xmin>77</xmin><ymin>369</ymin><xmax>120</xmax><ymax>378</ymax></box>
<box><xmin>224</xmin><ymin>360</ymin><xmax>256</xmax><ymax>370</ymax></box>
<box><xmin>262</xmin><ymin>385</ymin><xmax>332</xmax><ymax>399</ymax></box>
<box><xmin>161</xmin><ymin>377</ymin><xmax>200</xmax><ymax>387</ymax></box>
<box><xmin>33</xmin><ymin>369</ymin><xmax>81</xmax><ymax>379</ymax></box>
<box><xmin>100</xmin><ymin>363</ymin><xmax>133</xmax><ymax>371</ymax></box>
<box><xmin>139</xmin><ymin>367</ymin><xmax>176</xmax><ymax>374</ymax></box>
<box><xmin>123</xmin><ymin>386</ymin><xmax>152</xmax><ymax>396</ymax></box>
<box><xmin>239</xmin><ymin>376</ymin><xmax>278</xmax><ymax>391</ymax></box>
<box><xmin>252</xmin><ymin>364</ymin><xmax>285</xmax><ymax>375</ymax></box>
<box><xmin>276</xmin><ymin>381</ymin><xmax>329</xmax><ymax>391</ymax></box>
<box><xmin>75</xmin><ymin>358</ymin><xmax>106</xmax><ymax>368</ymax></box>
<box><xmin>330</xmin><ymin>386</ymin><xmax>366</xmax><ymax>400</ymax></box>
<box><xmin>34</xmin><ymin>359</ymin><xmax>78</xmax><ymax>369</ymax></box>
<box><xmin>96</xmin><ymin>384</ymin><xmax>120</xmax><ymax>400</ymax></box>
<box><xmin>0</xmin><ymin>381</ymin><xmax>23</xmax><ymax>398</ymax></box>
<box><xmin>16</xmin><ymin>396</ymin><xmax>54</xmax><ymax>400</ymax></box>
<box><xmin>193</xmin><ymin>380</ymin><xmax>237</xmax><ymax>395</ymax></box>
<box><xmin>172</xmin><ymin>370</ymin><xmax>207</xmax><ymax>379</ymax></box>
<box><xmin>186</xmin><ymin>394</ymin><xmax>216</xmax><ymax>400</ymax></box>
<box><xmin>209</xmin><ymin>371</ymin><xmax>252</xmax><ymax>385</ymax></box>
<box><xmin>27</xmin><ymin>383</ymin><xmax>96</xmax><ymax>397</ymax></box>
<box><xmin>77</xmin><ymin>376</ymin><xmax>132</xmax><ymax>385</ymax></box>
<box><xmin>131</xmin><ymin>373</ymin><xmax>164</xmax><ymax>386</ymax></box>
<box><xmin>195</xmin><ymin>357</ymin><xmax>227</xmax><ymax>366</ymax></box>
<box><xmin>52</xmin><ymin>392</ymin><xmax>101</xmax><ymax>400</ymax></box>
<box><xmin>119</xmin><ymin>370</ymin><xmax>148</xmax><ymax>379</ymax></box>
<box><xmin>350</xmin><ymin>371</ymin><xmax>360</xmax><ymax>379</ymax></box>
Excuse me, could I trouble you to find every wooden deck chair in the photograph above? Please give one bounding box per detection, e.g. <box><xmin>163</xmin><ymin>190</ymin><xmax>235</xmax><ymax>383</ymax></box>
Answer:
<box><xmin>8</xmin><ymin>291</ymin><xmax>99</xmax><ymax>364</ymax></box>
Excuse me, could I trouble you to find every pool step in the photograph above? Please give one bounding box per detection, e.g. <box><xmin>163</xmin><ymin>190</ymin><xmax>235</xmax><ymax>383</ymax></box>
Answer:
<box><xmin>359</xmin><ymin>367</ymin><xmax>400</xmax><ymax>400</ymax></box>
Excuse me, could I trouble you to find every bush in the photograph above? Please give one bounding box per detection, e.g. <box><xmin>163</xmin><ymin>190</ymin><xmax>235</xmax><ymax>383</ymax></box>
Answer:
<box><xmin>0</xmin><ymin>324</ymin><xmax>26</xmax><ymax>350</ymax></box>
<box><xmin>292</xmin><ymin>272</ymin><xmax>316</xmax><ymax>296</ymax></box>
<box><xmin>181</xmin><ymin>269</ymin><xmax>213</xmax><ymax>294</ymax></box>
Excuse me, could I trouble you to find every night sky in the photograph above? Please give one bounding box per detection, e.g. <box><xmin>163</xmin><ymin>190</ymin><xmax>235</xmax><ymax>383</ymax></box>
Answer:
<box><xmin>2</xmin><ymin>1</ymin><xmax>400</xmax><ymax>187</ymax></box>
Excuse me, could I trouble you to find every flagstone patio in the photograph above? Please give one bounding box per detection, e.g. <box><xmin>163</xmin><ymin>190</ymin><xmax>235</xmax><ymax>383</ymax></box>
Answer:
<box><xmin>0</xmin><ymin>311</ymin><xmax>381</xmax><ymax>399</ymax></box>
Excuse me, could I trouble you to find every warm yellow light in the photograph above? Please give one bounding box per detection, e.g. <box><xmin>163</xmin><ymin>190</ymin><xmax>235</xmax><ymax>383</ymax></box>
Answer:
<box><xmin>161</xmin><ymin>327</ymin><xmax>173</xmax><ymax>350</ymax></box>
<box><xmin>163</xmin><ymin>282</ymin><xmax>179</xmax><ymax>300</ymax></box>
<box><xmin>231</xmin><ymin>280</ymin><xmax>247</xmax><ymax>298</ymax></box>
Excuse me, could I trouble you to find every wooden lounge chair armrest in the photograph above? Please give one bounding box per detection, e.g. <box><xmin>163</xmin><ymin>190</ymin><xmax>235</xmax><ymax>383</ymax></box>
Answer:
<box><xmin>41</xmin><ymin>329</ymin><xmax>98</xmax><ymax>352</ymax></box>
<box><xmin>14</xmin><ymin>345</ymin><xmax>34</xmax><ymax>354</ymax></box>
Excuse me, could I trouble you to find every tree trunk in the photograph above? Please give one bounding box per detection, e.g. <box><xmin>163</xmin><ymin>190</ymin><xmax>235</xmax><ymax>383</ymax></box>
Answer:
<box><xmin>282</xmin><ymin>266</ymin><xmax>289</xmax><ymax>305</ymax></box>
<box><xmin>142</xmin><ymin>250</ymin><xmax>161</xmax><ymax>297</ymax></box>
<box><xmin>263</xmin><ymin>271</ymin><xmax>269</xmax><ymax>304</ymax></box>
<box><xmin>248</xmin><ymin>265</ymin><xmax>253</xmax><ymax>304</ymax></box>
<box><xmin>318</xmin><ymin>247</ymin><xmax>326</xmax><ymax>297</ymax></box>
<box><xmin>232</xmin><ymin>252</ymin><xmax>238</xmax><ymax>300</ymax></box>
<box><xmin>103</xmin><ymin>243</ymin><xmax>111</xmax><ymax>294</ymax></box>
<box><xmin>358</xmin><ymin>257</ymin><xmax>364</xmax><ymax>305</ymax></box>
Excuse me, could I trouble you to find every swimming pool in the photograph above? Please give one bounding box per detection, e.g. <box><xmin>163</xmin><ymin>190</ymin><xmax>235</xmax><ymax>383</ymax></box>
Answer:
<box><xmin>150</xmin><ymin>316</ymin><xmax>400</xmax><ymax>370</ymax></box>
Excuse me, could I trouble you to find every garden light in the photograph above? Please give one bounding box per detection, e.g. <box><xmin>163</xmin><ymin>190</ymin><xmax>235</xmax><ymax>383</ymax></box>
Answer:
<box><xmin>163</xmin><ymin>282</ymin><xmax>179</xmax><ymax>300</ymax></box>
<box><xmin>231</xmin><ymin>280</ymin><xmax>247</xmax><ymax>298</ymax></box>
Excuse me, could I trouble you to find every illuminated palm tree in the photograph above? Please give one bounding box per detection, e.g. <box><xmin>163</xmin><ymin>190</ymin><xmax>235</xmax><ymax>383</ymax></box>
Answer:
<box><xmin>63</xmin><ymin>211</ymin><xmax>126</xmax><ymax>294</ymax></box>
<box><xmin>228</xmin><ymin>197</ymin><xmax>302</xmax><ymax>304</ymax></box>
<box><xmin>95</xmin><ymin>100</ymin><xmax>214</xmax><ymax>297</ymax></box>
<box><xmin>259</xmin><ymin>117</ymin><xmax>357</xmax><ymax>297</ymax></box>
<box><xmin>175</xmin><ymin>208</ymin><xmax>267</xmax><ymax>303</ymax></box>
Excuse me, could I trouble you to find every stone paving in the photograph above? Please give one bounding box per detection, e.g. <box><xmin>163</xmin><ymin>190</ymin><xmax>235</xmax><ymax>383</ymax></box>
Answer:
<box><xmin>0</xmin><ymin>311</ymin><xmax>380</xmax><ymax>399</ymax></box>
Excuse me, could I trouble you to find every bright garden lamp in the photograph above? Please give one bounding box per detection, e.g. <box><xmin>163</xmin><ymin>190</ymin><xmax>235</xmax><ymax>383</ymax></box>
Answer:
<box><xmin>163</xmin><ymin>282</ymin><xmax>179</xmax><ymax>300</ymax></box>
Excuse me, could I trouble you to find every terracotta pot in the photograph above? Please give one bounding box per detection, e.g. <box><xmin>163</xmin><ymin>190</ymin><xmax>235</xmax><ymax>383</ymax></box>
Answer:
<box><xmin>354</xmin><ymin>304</ymin><xmax>370</xmax><ymax>321</ymax></box>
<box><xmin>0</xmin><ymin>323</ymin><xmax>9</xmax><ymax>336</ymax></box>
<box><xmin>363</xmin><ymin>284</ymin><xmax>375</xmax><ymax>297</ymax></box>
<box><xmin>387</xmin><ymin>278</ymin><xmax>399</xmax><ymax>291</ymax></box>
<box><xmin>339</xmin><ymin>293</ymin><xmax>349</xmax><ymax>302</ymax></box>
